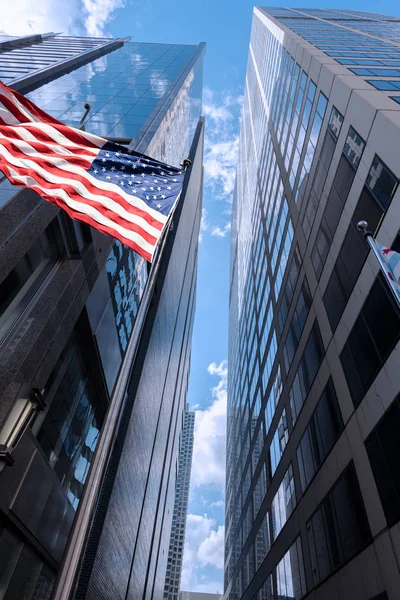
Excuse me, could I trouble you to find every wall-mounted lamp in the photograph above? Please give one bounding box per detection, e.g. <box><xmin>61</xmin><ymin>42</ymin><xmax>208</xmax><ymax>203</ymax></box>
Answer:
<box><xmin>0</xmin><ymin>385</ymin><xmax>45</xmax><ymax>468</ymax></box>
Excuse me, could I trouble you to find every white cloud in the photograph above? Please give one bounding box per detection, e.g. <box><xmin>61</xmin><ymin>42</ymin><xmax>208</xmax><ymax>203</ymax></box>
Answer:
<box><xmin>0</xmin><ymin>0</ymin><xmax>125</xmax><ymax>37</ymax></box>
<box><xmin>83</xmin><ymin>0</ymin><xmax>126</xmax><ymax>37</ymax></box>
<box><xmin>182</xmin><ymin>362</ymin><xmax>227</xmax><ymax>593</ymax></box>
<box><xmin>199</xmin><ymin>208</ymin><xmax>209</xmax><ymax>243</ymax></box>
<box><xmin>210</xmin><ymin>500</ymin><xmax>224</xmax><ymax>508</ymax></box>
<box><xmin>190</xmin><ymin>360</ymin><xmax>227</xmax><ymax>491</ymax></box>
<box><xmin>181</xmin><ymin>514</ymin><xmax>224</xmax><ymax>594</ymax></box>
<box><xmin>198</xmin><ymin>525</ymin><xmax>225</xmax><ymax>569</ymax></box>
<box><xmin>203</xmin><ymin>87</ymin><xmax>242</xmax><ymax>206</ymax></box>
<box><xmin>211</xmin><ymin>222</ymin><xmax>231</xmax><ymax>238</ymax></box>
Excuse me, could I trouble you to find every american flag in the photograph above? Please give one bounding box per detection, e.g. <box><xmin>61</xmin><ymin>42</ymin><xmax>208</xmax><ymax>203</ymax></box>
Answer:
<box><xmin>0</xmin><ymin>81</ymin><xmax>185</xmax><ymax>262</ymax></box>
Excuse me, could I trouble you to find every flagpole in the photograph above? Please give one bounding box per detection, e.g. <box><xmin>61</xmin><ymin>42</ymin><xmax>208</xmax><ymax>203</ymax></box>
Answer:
<box><xmin>357</xmin><ymin>220</ymin><xmax>400</xmax><ymax>311</ymax></box>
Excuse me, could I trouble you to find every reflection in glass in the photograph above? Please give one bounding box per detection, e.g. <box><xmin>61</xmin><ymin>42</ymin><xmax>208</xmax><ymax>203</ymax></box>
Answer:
<box><xmin>37</xmin><ymin>341</ymin><xmax>104</xmax><ymax>510</ymax></box>
<box><xmin>276</xmin><ymin>536</ymin><xmax>307</xmax><ymax>600</ymax></box>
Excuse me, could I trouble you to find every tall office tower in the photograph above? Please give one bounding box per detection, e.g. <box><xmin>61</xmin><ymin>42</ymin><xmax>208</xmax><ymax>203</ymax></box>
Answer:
<box><xmin>225</xmin><ymin>7</ymin><xmax>400</xmax><ymax>600</ymax></box>
<box><xmin>164</xmin><ymin>408</ymin><xmax>195</xmax><ymax>600</ymax></box>
<box><xmin>0</xmin><ymin>33</ymin><xmax>205</xmax><ymax>600</ymax></box>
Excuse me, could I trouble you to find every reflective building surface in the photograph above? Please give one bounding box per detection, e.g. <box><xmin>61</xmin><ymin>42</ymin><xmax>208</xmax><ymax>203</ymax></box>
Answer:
<box><xmin>0</xmin><ymin>33</ymin><xmax>205</xmax><ymax>600</ymax></box>
<box><xmin>225</xmin><ymin>8</ymin><xmax>400</xmax><ymax>600</ymax></box>
<box><xmin>164</xmin><ymin>408</ymin><xmax>195</xmax><ymax>600</ymax></box>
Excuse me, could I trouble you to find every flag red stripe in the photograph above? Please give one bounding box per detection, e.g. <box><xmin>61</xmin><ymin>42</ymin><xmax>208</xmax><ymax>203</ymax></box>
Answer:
<box><xmin>0</xmin><ymin>136</ymin><xmax>164</xmax><ymax>231</ymax></box>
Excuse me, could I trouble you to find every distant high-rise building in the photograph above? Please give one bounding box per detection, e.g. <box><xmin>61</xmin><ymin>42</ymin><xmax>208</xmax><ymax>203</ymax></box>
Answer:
<box><xmin>225</xmin><ymin>8</ymin><xmax>400</xmax><ymax>600</ymax></box>
<box><xmin>164</xmin><ymin>408</ymin><xmax>195</xmax><ymax>600</ymax></box>
<box><xmin>0</xmin><ymin>33</ymin><xmax>205</xmax><ymax>600</ymax></box>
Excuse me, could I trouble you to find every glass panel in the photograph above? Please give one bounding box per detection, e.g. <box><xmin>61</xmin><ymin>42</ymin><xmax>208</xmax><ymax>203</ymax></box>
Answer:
<box><xmin>366</xmin><ymin>393</ymin><xmax>400</xmax><ymax>526</ymax></box>
<box><xmin>366</xmin><ymin>155</ymin><xmax>398</xmax><ymax>210</ymax></box>
<box><xmin>37</xmin><ymin>336</ymin><xmax>106</xmax><ymax>510</ymax></box>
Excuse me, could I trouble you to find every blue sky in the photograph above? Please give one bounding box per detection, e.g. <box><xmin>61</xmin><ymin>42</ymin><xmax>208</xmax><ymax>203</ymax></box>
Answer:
<box><xmin>5</xmin><ymin>0</ymin><xmax>400</xmax><ymax>593</ymax></box>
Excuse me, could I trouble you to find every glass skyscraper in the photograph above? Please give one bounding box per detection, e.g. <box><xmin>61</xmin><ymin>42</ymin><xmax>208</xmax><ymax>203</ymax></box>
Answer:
<box><xmin>225</xmin><ymin>8</ymin><xmax>400</xmax><ymax>600</ymax></box>
<box><xmin>0</xmin><ymin>33</ymin><xmax>205</xmax><ymax>600</ymax></box>
<box><xmin>164</xmin><ymin>408</ymin><xmax>195</xmax><ymax>600</ymax></box>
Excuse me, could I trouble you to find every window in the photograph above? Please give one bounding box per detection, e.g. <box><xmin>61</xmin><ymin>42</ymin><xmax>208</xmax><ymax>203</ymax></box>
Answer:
<box><xmin>257</xmin><ymin>575</ymin><xmax>273</xmax><ymax>600</ymax></box>
<box><xmin>297</xmin><ymin>379</ymin><xmax>343</xmax><ymax>491</ymax></box>
<box><xmin>296</xmin><ymin>91</ymin><xmax>328</xmax><ymax>207</ymax></box>
<box><xmin>323</xmin><ymin>155</ymin><xmax>398</xmax><ymax>332</ymax></box>
<box><xmin>307</xmin><ymin>463</ymin><xmax>371</xmax><ymax>586</ymax></box>
<box><xmin>368</xmin><ymin>79</ymin><xmax>400</xmax><ymax>91</ymax></box>
<box><xmin>37</xmin><ymin>325</ymin><xmax>107</xmax><ymax>510</ymax></box>
<box><xmin>283</xmin><ymin>279</ymin><xmax>312</xmax><ymax>372</ymax></box>
<box><xmin>255</xmin><ymin>513</ymin><xmax>270</xmax><ymax>569</ymax></box>
<box><xmin>278</xmin><ymin>246</ymin><xmax>302</xmax><ymax>332</ymax></box>
<box><xmin>0</xmin><ymin>521</ymin><xmax>55</xmax><ymax>600</ymax></box>
<box><xmin>366</xmin><ymin>393</ymin><xmax>400</xmax><ymax>527</ymax></box>
<box><xmin>276</xmin><ymin>536</ymin><xmax>307</xmax><ymax>600</ymax></box>
<box><xmin>271</xmin><ymin>464</ymin><xmax>296</xmax><ymax>538</ymax></box>
<box><xmin>253</xmin><ymin>463</ymin><xmax>267</xmax><ymax>517</ymax></box>
<box><xmin>290</xmin><ymin>323</ymin><xmax>324</xmax><ymax>424</ymax></box>
<box><xmin>341</xmin><ymin>274</ymin><xmax>400</xmax><ymax>407</ymax></box>
<box><xmin>302</xmin><ymin>106</ymin><xmax>344</xmax><ymax>240</ymax></box>
<box><xmin>265</xmin><ymin>366</ymin><xmax>283</xmax><ymax>434</ymax></box>
<box><xmin>0</xmin><ymin>220</ymin><xmax>61</xmax><ymax>342</ymax></box>
<box><xmin>328</xmin><ymin>106</ymin><xmax>344</xmax><ymax>140</ymax></box>
<box><xmin>269</xmin><ymin>408</ymin><xmax>289</xmax><ymax>476</ymax></box>
<box><xmin>366</xmin><ymin>155</ymin><xmax>398</xmax><ymax>210</ymax></box>
<box><xmin>311</xmin><ymin>126</ymin><xmax>365</xmax><ymax>280</ymax></box>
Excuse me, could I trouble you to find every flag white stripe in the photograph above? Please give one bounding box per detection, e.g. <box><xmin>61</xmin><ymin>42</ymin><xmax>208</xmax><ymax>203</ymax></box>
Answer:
<box><xmin>0</xmin><ymin>101</ymin><xmax>20</xmax><ymax>124</ymax></box>
<box><xmin>0</xmin><ymin>141</ymin><xmax>165</xmax><ymax>237</ymax></box>
<box><xmin>7</xmin><ymin>165</ymin><xmax>156</xmax><ymax>256</ymax></box>
<box><xmin>4</xmin><ymin>125</ymin><xmax>167</xmax><ymax>224</ymax></box>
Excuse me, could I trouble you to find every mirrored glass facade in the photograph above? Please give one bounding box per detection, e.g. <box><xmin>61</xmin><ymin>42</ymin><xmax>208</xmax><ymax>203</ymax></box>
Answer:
<box><xmin>0</xmin><ymin>33</ymin><xmax>205</xmax><ymax>600</ymax></box>
<box><xmin>225</xmin><ymin>8</ymin><xmax>400</xmax><ymax>600</ymax></box>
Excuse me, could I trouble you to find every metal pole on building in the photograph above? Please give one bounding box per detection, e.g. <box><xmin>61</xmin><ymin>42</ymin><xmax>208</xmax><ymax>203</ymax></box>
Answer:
<box><xmin>357</xmin><ymin>220</ymin><xmax>400</xmax><ymax>311</ymax></box>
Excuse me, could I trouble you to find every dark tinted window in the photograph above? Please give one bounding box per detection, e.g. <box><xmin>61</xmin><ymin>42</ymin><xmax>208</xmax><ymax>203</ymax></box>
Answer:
<box><xmin>307</xmin><ymin>463</ymin><xmax>371</xmax><ymax>586</ymax></box>
<box><xmin>37</xmin><ymin>325</ymin><xmax>107</xmax><ymax>510</ymax></box>
<box><xmin>297</xmin><ymin>378</ymin><xmax>343</xmax><ymax>491</ymax></box>
<box><xmin>366</xmin><ymin>394</ymin><xmax>400</xmax><ymax>526</ymax></box>
<box><xmin>278</xmin><ymin>246</ymin><xmax>301</xmax><ymax>332</ymax></box>
<box><xmin>324</xmin><ymin>185</ymin><xmax>386</xmax><ymax>331</ymax></box>
<box><xmin>0</xmin><ymin>521</ymin><xmax>55</xmax><ymax>600</ymax></box>
<box><xmin>0</xmin><ymin>221</ymin><xmax>61</xmax><ymax>342</ymax></box>
<box><xmin>366</xmin><ymin>155</ymin><xmax>398</xmax><ymax>211</ymax></box>
<box><xmin>283</xmin><ymin>279</ymin><xmax>312</xmax><ymax>372</ymax></box>
<box><xmin>302</xmin><ymin>106</ymin><xmax>343</xmax><ymax>240</ymax></box>
<box><xmin>341</xmin><ymin>275</ymin><xmax>400</xmax><ymax>407</ymax></box>
<box><xmin>311</xmin><ymin>127</ymin><xmax>364</xmax><ymax>280</ymax></box>
<box><xmin>290</xmin><ymin>322</ymin><xmax>325</xmax><ymax>423</ymax></box>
